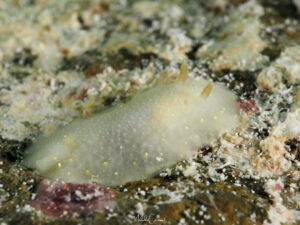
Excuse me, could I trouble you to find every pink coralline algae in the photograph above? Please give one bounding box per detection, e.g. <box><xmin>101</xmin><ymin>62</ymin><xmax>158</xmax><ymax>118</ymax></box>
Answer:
<box><xmin>31</xmin><ymin>179</ymin><xmax>116</xmax><ymax>217</ymax></box>
<box><xmin>238</xmin><ymin>99</ymin><xmax>259</xmax><ymax>115</ymax></box>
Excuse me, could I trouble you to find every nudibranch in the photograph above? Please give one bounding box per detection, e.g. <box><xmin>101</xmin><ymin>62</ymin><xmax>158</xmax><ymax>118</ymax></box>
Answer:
<box><xmin>23</xmin><ymin>62</ymin><xmax>240</xmax><ymax>186</ymax></box>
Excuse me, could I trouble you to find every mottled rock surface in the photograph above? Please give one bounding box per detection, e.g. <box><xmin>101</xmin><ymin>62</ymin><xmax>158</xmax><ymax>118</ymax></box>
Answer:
<box><xmin>1</xmin><ymin>0</ymin><xmax>300</xmax><ymax>225</ymax></box>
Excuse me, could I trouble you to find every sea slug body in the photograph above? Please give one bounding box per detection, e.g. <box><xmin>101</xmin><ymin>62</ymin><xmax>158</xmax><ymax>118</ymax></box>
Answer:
<box><xmin>23</xmin><ymin>64</ymin><xmax>240</xmax><ymax>186</ymax></box>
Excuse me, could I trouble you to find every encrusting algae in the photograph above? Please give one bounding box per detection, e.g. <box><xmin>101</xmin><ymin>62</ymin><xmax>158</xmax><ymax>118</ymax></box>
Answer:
<box><xmin>22</xmin><ymin>62</ymin><xmax>240</xmax><ymax>186</ymax></box>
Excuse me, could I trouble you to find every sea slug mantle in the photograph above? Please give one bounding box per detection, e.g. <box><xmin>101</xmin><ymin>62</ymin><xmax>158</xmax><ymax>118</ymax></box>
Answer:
<box><xmin>23</xmin><ymin>67</ymin><xmax>240</xmax><ymax>186</ymax></box>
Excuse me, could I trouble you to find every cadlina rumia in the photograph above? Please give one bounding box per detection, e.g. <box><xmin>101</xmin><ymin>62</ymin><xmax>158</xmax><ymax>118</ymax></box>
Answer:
<box><xmin>23</xmin><ymin>61</ymin><xmax>240</xmax><ymax>186</ymax></box>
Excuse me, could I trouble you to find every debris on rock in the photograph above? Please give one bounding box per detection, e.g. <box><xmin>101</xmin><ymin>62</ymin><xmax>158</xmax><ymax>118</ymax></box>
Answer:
<box><xmin>31</xmin><ymin>179</ymin><xmax>116</xmax><ymax>218</ymax></box>
<box><xmin>197</xmin><ymin>0</ymin><xmax>268</xmax><ymax>71</ymax></box>
<box><xmin>257</xmin><ymin>45</ymin><xmax>300</xmax><ymax>92</ymax></box>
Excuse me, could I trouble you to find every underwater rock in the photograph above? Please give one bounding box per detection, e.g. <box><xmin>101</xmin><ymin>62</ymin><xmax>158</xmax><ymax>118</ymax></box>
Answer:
<box><xmin>257</xmin><ymin>45</ymin><xmax>300</xmax><ymax>92</ymax></box>
<box><xmin>264</xmin><ymin>179</ymin><xmax>300</xmax><ymax>225</ymax></box>
<box><xmin>31</xmin><ymin>179</ymin><xmax>116</xmax><ymax>217</ymax></box>
<box><xmin>197</xmin><ymin>0</ymin><xmax>268</xmax><ymax>71</ymax></box>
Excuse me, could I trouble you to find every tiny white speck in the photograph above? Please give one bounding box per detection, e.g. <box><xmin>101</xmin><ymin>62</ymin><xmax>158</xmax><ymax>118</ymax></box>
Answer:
<box><xmin>156</xmin><ymin>157</ymin><xmax>163</xmax><ymax>162</ymax></box>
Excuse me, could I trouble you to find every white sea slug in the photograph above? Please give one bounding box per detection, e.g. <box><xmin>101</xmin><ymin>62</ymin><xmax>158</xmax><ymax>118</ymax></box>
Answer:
<box><xmin>23</xmin><ymin>62</ymin><xmax>240</xmax><ymax>186</ymax></box>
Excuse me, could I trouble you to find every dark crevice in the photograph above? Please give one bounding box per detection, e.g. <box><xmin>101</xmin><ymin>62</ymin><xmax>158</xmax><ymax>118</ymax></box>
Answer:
<box><xmin>260</xmin><ymin>0</ymin><xmax>298</xmax><ymax>19</ymax></box>
<box><xmin>60</xmin><ymin>48</ymin><xmax>166</xmax><ymax>76</ymax></box>
<box><xmin>12</xmin><ymin>48</ymin><xmax>37</xmax><ymax>67</ymax></box>
<box><xmin>261</xmin><ymin>47</ymin><xmax>281</xmax><ymax>62</ymax></box>
<box><xmin>186</xmin><ymin>43</ymin><xmax>202</xmax><ymax>60</ymax></box>
<box><xmin>215</xmin><ymin>69</ymin><xmax>258</xmax><ymax>98</ymax></box>
<box><xmin>0</xmin><ymin>137</ymin><xmax>31</xmax><ymax>162</ymax></box>
<box><xmin>286</xmin><ymin>138</ymin><xmax>300</xmax><ymax>162</ymax></box>
<box><xmin>242</xmin><ymin>178</ymin><xmax>271</xmax><ymax>201</ymax></box>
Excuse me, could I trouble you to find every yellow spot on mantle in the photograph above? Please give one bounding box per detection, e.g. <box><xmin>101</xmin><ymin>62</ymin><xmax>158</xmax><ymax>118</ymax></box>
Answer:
<box><xmin>152</xmin><ymin>91</ymin><xmax>196</xmax><ymax>125</ymax></box>
<box><xmin>184</xmin><ymin>125</ymin><xmax>189</xmax><ymax>130</ymax></box>
<box><xmin>53</xmin><ymin>156</ymin><xmax>57</xmax><ymax>161</ymax></box>
<box><xmin>63</xmin><ymin>135</ymin><xmax>78</xmax><ymax>149</ymax></box>
<box><xmin>160</xmin><ymin>152</ymin><xmax>163</xmax><ymax>156</ymax></box>
<box><xmin>67</xmin><ymin>171</ymin><xmax>71</xmax><ymax>176</ymax></box>
<box><xmin>144</xmin><ymin>152</ymin><xmax>149</xmax><ymax>157</ymax></box>
<box><xmin>91</xmin><ymin>174</ymin><xmax>99</xmax><ymax>179</ymax></box>
<box><xmin>132</xmin><ymin>161</ymin><xmax>137</xmax><ymax>165</ymax></box>
<box><xmin>161</xmin><ymin>137</ymin><xmax>165</xmax><ymax>142</ymax></box>
<box><xmin>114</xmin><ymin>171</ymin><xmax>119</xmax><ymax>176</ymax></box>
<box><xmin>220</xmin><ymin>107</ymin><xmax>226</xmax><ymax>114</ymax></box>
<box><xmin>213</xmin><ymin>116</ymin><xmax>218</xmax><ymax>120</ymax></box>
<box><xmin>103</xmin><ymin>161</ymin><xmax>109</xmax><ymax>166</ymax></box>
<box><xmin>68</xmin><ymin>158</ymin><xmax>73</xmax><ymax>163</ymax></box>
<box><xmin>85</xmin><ymin>170</ymin><xmax>90</xmax><ymax>175</ymax></box>
<box><xmin>200</xmin><ymin>118</ymin><xmax>204</xmax><ymax>123</ymax></box>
